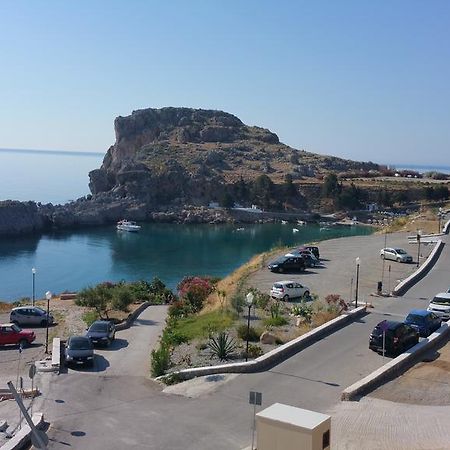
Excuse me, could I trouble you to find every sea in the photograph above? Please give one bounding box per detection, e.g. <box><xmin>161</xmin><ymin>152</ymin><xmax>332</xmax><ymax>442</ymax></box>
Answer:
<box><xmin>0</xmin><ymin>149</ymin><xmax>376</xmax><ymax>301</ymax></box>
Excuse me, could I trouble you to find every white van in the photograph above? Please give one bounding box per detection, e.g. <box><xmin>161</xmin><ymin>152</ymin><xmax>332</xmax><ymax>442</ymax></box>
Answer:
<box><xmin>427</xmin><ymin>293</ymin><xmax>450</xmax><ymax>320</ymax></box>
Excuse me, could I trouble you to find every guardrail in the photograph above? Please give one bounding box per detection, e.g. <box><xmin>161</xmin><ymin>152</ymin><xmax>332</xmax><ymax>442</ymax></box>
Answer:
<box><xmin>115</xmin><ymin>301</ymin><xmax>151</xmax><ymax>331</ymax></box>
<box><xmin>443</xmin><ymin>219</ymin><xmax>450</xmax><ymax>234</ymax></box>
<box><xmin>342</xmin><ymin>322</ymin><xmax>450</xmax><ymax>401</ymax></box>
<box><xmin>160</xmin><ymin>306</ymin><xmax>367</xmax><ymax>381</ymax></box>
<box><xmin>393</xmin><ymin>239</ymin><xmax>445</xmax><ymax>296</ymax></box>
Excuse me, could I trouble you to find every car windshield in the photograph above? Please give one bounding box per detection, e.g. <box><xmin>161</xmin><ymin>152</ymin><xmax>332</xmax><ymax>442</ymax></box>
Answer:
<box><xmin>406</xmin><ymin>314</ymin><xmax>424</xmax><ymax>323</ymax></box>
<box><xmin>432</xmin><ymin>297</ymin><xmax>450</xmax><ymax>305</ymax></box>
<box><xmin>273</xmin><ymin>284</ymin><xmax>284</xmax><ymax>289</ymax></box>
<box><xmin>394</xmin><ymin>249</ymin><xmax>407</xmax><ymax>254</ymax></box>
<box><xmin>273</xmin><ymin>257</ymin><xmax>287</xmax><ymax>263</ymax></box>
<box><xmin>89</xmin><ymin>323</ymin><xmax>108</xmax><ymax>332</ymax></box>
<box><xmin>69</xmin><ymin>338</ymin><xmax>92</xmax><ymax>350</ymax></box>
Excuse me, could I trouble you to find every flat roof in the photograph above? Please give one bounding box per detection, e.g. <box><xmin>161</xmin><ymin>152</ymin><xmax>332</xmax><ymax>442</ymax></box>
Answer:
<box><xmin>256</xmin><ymin>403</ymin><xmax>330</xmax><ymax>430</ymax></box>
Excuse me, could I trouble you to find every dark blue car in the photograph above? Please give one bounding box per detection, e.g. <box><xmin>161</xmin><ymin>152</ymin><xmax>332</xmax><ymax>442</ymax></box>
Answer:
<box><xmin>404</xmin><ymin>309</ymin><xmax>442</xmax><ymax>337</ymax></box>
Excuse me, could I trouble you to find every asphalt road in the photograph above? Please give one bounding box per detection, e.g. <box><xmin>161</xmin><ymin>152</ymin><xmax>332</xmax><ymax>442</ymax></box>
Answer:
<box><xmin>37</xmin><ymin>234</ymin><xmax>448</xmax><ymax>450</ymax></box>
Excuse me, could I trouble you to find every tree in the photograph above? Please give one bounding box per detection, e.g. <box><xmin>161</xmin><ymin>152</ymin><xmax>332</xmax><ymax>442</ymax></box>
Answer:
<box><xmin>76</xmin><ymin>284</ymin><xmax>114</xmax><ymax>318</ymax></box>
<box><xmin>283</xmin><ymin>174</ymin><xmax>297</xmax><ymax>197</ymax></box>
<box><xmin>322</xmin><ymin>173</ymin><xmax>340</xmax><ymax>198</ymax></box>
<box><xmin>219</xmin><ymin>191</ymin><xmax>234</xmax><ymax>208</ymax></box>
<box><xmin>251</xmin><ymin>174</ymin><xmax>274</xmax><ymax>209</ymax></box>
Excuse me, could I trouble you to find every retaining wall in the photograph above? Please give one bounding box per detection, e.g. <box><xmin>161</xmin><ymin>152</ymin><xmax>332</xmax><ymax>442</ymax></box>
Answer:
<box><xmin>164</xmin><ymin>306</ymin><xmax>367</xmax><ymax>381</ymax></box>
<box><xmin>342</xmin><ymin>322</ymin><xmax>450</xmax><ymax>401</ymax></box>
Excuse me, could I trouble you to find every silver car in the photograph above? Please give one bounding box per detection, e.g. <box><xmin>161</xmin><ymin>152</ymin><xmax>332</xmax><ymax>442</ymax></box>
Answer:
<box><xmin>10</xmin><ymin>306</ymin><xmax>54</xmax><ymax>327</ymax></box>
<box><xmin>270</xmin><ymin>280</ymin><xmax>310</xmax><ymax>301</ymax></box>
<box><xmin>380</xmin><ymin>247</ymin><xmax>413</xmax><ymax>263</ymax></box>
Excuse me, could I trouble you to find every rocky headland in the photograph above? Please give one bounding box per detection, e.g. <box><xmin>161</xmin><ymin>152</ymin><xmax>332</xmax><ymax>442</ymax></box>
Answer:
<box><xmin>0</xmin><ymin>107</ymin><xmax>379</xmax><ymax>236</ymax></box>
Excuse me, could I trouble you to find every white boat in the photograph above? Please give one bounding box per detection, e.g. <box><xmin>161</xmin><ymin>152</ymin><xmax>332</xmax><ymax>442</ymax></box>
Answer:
<box><xmin>117</xmin><ymin>220</ymin><xmax>141</xmax><ymax>232</ymax></box>
<box><xmin>292</xmin><ymin>228</ymin><xmax>300</xmax><ymax>233</ymax></box>
<box><xmin>297</xmin><ymin>220</ymin><xmax>306</xmax><ymax>226</ymax></box>
<box><xmin>281</xmin><ymin>220</ymin><xmax>288</xmax><ymax>225</ymax></box>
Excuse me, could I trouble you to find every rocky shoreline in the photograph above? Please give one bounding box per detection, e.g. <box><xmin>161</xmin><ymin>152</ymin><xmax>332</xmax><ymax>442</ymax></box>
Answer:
<box><xmin>0</xmin><ymin>197</ymin><xmax>316</xmax><ymax>237</ymax></box>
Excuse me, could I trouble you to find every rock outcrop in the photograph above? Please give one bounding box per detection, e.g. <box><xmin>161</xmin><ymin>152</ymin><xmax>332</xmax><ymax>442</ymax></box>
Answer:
<box><xmin>0</xmin><ymin>107</ymin><xmax>380</xmax><ymax>236</ymax></box>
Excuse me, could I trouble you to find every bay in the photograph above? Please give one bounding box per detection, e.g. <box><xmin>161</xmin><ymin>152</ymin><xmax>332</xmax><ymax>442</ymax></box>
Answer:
<box><xmin>0</xmin><ymin>223</ymin><xmax>372</xmax><ymax>302</ymax></box>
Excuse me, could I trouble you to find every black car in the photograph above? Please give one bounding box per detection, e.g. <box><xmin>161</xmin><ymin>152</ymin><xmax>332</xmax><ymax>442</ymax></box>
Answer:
<box><xmin>65</xmin><ymin>336</ymin><xmax>94</xmax><ymax>367</ymax></box>
<box><xmin>86</xmin><ymin>320</ymin><xmax>116</xmax><ymax>346</ymax></box>
<box><xmin>268</xmin><ymin>256</ymin><xmax>306</xmax><ymax>273</ymax></box>
<box><xmin>369</xmin><ymin>320</ymin><xmax>419</xmax><ymax>356</ymax></box>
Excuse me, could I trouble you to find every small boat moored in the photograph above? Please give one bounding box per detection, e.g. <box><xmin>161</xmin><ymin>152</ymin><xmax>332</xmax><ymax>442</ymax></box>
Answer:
<box><xmin>117</xmin><ymin>220</ymin><xmax>141</xmax><ymax>232</ymax></box>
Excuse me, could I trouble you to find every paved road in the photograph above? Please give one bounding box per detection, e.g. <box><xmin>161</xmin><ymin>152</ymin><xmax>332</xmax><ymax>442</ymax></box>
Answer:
<box><xmin>39</xmin><ymin>234</ymin><xmax>448</xmax><ymax>450</ymax></box>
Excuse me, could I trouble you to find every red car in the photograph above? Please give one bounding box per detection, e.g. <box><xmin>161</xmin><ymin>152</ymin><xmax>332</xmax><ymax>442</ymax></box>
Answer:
<box><xmin>0</xmin><ymin>323</ymin><xmax>36</xmax><ymax>347</ymax></box>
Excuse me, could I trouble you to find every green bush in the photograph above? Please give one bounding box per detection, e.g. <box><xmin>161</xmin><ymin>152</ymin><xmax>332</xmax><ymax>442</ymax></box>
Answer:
<box><xmin>264</xmin><ymin>316</ymin><xmax>288</xmax><ymax>327</ymax></box>
<box><xmin>208</xmin><ymin>332</ymin><xmax>236</xmax><ymax>361</ymax></box>
<box><xmin>230</xmin><ymin>293</ymin><xmax>244</xmax><ymax>314</ymax></box>
<box><xmin>270</xmin><ymin>301</ymin><xmax>283</xmax><ymax>318</ymax></box>
<box><xmin>82</xmin><ymin>310</ymin><xmax>99</xmax><ymax>327</ymax></box>
<box><xmin>111</xmin><ymin>285</ymin><xmax>134</xmax><ymax>312</ymax></box>
<box><xmin>151</xmin><ymin>344</ymin><xmax>170</xmax><ymax>377</ymax></box>
<box><xmin>291</xmin><ymin>301</ymin><xmax>313</xmax><ymax>322</ymax></box>
<box><xmin>237</xmin><ymin>324</ymin><xmax>260</xmax><ymax>342</ymax></box>
<box><xmin>246</xmin><ymin>343</ymin><xmax>263</xmax><ymax>358</ymax></box>
<box><xmin>256</xmin><ymin>293</ymin><xmax>271</xmax><ymax>310</ymax></box>
<box><xmin>162</xmin><ymin>328</ymin><xmax>189</xmax><ymax>346</ymax></box>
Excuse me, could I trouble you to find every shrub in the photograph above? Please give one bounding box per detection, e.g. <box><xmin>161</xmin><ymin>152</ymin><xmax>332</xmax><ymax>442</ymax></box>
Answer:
<box><xmin>270</xmin><ymin>301</ymin><xmax>283</xmax><ymax>319</ymax></box>
<box><xmin>82</xmin><ymin>310</ymin><xmax>99</xmax><ymax>327</ymax></box>
<box><xmin>256</xmin><ymin>292</ymin><xmax>271</xmax><ymax>310</ymax></box>
<box><xmin>177</xmin><ymin>276</ymin><xmax>215</xmax><ymax>313</ymax></box>
<box><xmin>237</xmin><ymin>324</ymin><xmax>260</xmax><ymax>342</ymax></box>
<box><xmin>76</xmin><ymin>284</ymin><xmax>113</xmax><ymax>318</ymax></box>
<box><xmin>168</xmin><ymin>300</ymin><xmax>189</xmax><ymax>318</ymax></box>
<box><xmin>208</xmin><ymin>332</ymin><xmax>236</xmax><ymax>361</ymax></box>
<box><xmin>246</xmin><ymin>343</ymin><xmax>263</xmax><ymax>358</ymax></box>
<box><xmin>151</xmin><ymin>344</ymin><xmax>170</xmax><ymax>377</ymax></box>
<box><xmin>111</xmin><ymin>285</ymin><xmax>134</xmax><ymax>312</ymax></box>
<box><xmin>264</xmin><ymin>316</ymin><xmax>288</xmax><ymax>327</ymax></box>
<box><xmin>325</xmin><ymin>294</ymin><xmax>348</xmax><ymax>313</ymax></box>
<box><xmin>230</xmin><ymin>293</ymin><xmax>244</xmax><ymax>314</ymax></box>
<box><xmin>162</xmin><ymin>328</ymin><xmax>189</xmax><ymax>346</ymax></box>
<box><xmin>291</xmin><ymin>301</ymin><xmax>313</xmax><ymax>322</ymax></box>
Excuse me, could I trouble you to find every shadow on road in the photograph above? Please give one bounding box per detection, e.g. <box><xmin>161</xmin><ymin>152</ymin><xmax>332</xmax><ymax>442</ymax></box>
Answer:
<box><xmin>100</xmin><ymin>338</ymin><xmax>128</xmax><ymax>351</ymax></box>
<box><xmin>133</xmin><ymin>318</ymin><xmax>158</xmax><ymax>326</ymax></box>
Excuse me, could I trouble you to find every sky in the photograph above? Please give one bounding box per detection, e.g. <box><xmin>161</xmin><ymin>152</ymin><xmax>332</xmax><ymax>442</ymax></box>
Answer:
<box><xmin>1</xmin><ymin>1</ymin><xmax>449</xmax><ymax>166</ymax></box>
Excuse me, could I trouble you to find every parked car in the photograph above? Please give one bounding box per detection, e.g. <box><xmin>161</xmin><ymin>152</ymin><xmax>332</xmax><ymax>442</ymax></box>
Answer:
<box><xmin>380</xmin><ymin>248</ymin><xmax>413</xmax><ymax>263</ymax></box>
<box><xmin>0</xmin><ymin>323</ymin><xmax>36</xmax><ymax>347</ymax></box>
<box><xmin>404</xmin><ymin>309</ymin><xmax>442</xmax><ymax>337</ymax></box>
<box><xmin>65</xmin><ymin>336</ymin><xmax>94</xmax><ymax>367</ymax></box>
<box><xmin>86</xmin><ymin>320</ymin><xmax>116</xmax><ymax>346</ymax></box>
<box><xmin>268</xmin><ymin>256</ymin><xmax>306</xmax><ymax>273</ymax></box>
<box><xmin>369</xmin><ymin>320</ymin><xmax>419</xmax><ymax>356</ymax></box>
<box><xmin>304</xmin><ymin>246</ymin><xmax>320</xmax><ymax>259</ymax></box>
<box><xmin>285</xmin><ymin>251</ymin><xmax>320</xmax><ymax>267</ymax></box>
<box><xmin>10</xmin><ymin>306</ymin><xmax>54</xmax><ymax>327</ymax></box>
<box><xmin>427</xmin><ymin>293</ymin><xmax>450</xmax><ymax>321</ymax></box>
<box><xmin>270</xmin><ymin>281</ymin><xmax>310</xmax><ymax>301</ymax></box>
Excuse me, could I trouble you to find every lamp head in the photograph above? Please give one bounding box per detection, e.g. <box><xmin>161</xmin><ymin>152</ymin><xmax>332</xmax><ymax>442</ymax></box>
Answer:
<box><xmin>355</xmin><ymin>257</ymin><xmax>361</xmax><ymax>265</ymax></box>
<box><xmin>32</xmin><ymin>268</ymin><xmax>36</xmax><ymax>274</ymax></box>
<box><xmin>45</xmin><ymin>291</ymin><xmax>52</xmax><ymax>301</ymax></box>
<box><xmin>246</xmin><ymin>292</ymin><xmax>254</xmax><ymax>306</ymax></box>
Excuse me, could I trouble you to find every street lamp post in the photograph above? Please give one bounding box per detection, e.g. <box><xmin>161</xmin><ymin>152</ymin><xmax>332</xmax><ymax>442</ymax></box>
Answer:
<box><xmin>245</xmin><ymin>292</ymin><xmax>254</xmax><ymax>362</ymax></box>
<box><xmin>31</xmin><ymin>268</ymin><xmax>36</xmax><ymax>306</ymax></box>
<box><xmin>45</xmin><ymin>291</ymin><xmax>52</xmax><ymax>354</ymax></box>
<box><xmin>355</xmin><ymin>257</ymin><xmax>360</xmax><ymax>308</ymax></box>
<box><xmin>438</xmin><ymin>208</ymin><xmax>443</xmax><ymax>234</ymax></box>
<box><xmin>416</xmin><ymin>230</ymin><xmax>422</xmax><ymax>268</ymax></box>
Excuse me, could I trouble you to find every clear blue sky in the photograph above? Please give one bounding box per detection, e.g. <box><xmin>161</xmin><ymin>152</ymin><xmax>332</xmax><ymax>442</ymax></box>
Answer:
<box><xmin>1</xmin><ymin>1</ymin><xmax>449</xmax><ymax>166</ymax></box>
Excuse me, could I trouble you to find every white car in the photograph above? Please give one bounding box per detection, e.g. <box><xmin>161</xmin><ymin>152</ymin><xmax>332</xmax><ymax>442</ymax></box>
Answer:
<box><xmin>270</xmin><ymin>281</ymin><xmax>310</xmax><ymax>301</ymax></box>
<box><xmin>427</xmin><ymin>293</ymin><xmax>450</xmax><ymax>320</ymax></box>
<box><xmin>380</xmin><ymin>247</ymin><xmax>413</xmax><ymax>263</ymax></box>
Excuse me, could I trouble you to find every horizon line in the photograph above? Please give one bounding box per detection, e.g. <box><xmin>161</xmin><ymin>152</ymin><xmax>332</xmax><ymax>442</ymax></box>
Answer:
<box><xmin>0</xmin><ymin>147</ymin><xmax>104</xmax><ymax>157</ymax></box>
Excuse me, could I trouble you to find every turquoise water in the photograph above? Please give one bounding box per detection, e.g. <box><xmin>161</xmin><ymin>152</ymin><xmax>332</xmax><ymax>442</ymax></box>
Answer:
<box><xmin>0</xmin><ymin>223</ymin><xmax>373</xmax><ymax>301</ymax></box>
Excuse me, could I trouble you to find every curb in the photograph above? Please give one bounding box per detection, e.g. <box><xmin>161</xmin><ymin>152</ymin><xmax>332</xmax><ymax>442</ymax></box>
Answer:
<box><xmin>115</xmin><ymin>301</ymin><xmax>151</xmax><ymax>331</ymax></box>
<box><xmin>443</xmin><ymin>219</ymin><xmax>450</xmax><ymax>234</ymax></box>
<box><xmin>393</xmin><ymin>239</ymin><xmax>445</xmax><ymax>296</ymax></box>
<box><xmin>341</xmin><ymin>321</ymin><xmax>450</xmax><ymax>401</ymax></box>
<box><xmin>162</xmin><ymin>306</ymin><xmax>367</xmax><ymax>381</ymax></box>
<box><xmin>0</xmin><ymin>413</ymin><xmax>44</xmax><ymax>450</ymax></box>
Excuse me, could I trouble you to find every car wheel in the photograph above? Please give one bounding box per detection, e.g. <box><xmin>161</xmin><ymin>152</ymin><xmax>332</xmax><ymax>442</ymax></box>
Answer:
<box><xmin>278</xmin><ymin>267</ymin><xmax>284</xmax><ymax>273</ymax></box>
<box><xmin>396</xmin><ymin>257</ymin><xmax>401</xmax><ymax>262</ymax></box>
<box><xmin>106</xmin><ymin>338</ymin><xmax>112</xmax><ymax>346</ymax></box>
<box><xmin>380</xmin><ymin>254</ymin><xmax>384</xmax><ymax>259</ymax></box>
<box><xmin>19</xmin><ymin>339</ymin><xmax>28</xmax><ymax>349</ymax></box>
<box><xmin>303</xmin><ymin>291</ymin><xmax>310</xmax><ymax>298</ymax></box>
<box><xmin>283</xmin><ymin>294</ymin><xmax>289</xmax><ymax>302</ymax></box>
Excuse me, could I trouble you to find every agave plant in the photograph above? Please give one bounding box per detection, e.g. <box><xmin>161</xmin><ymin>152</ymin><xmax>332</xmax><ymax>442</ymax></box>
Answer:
<box><xmin>208</xmin><ymin>332</ymin><xmax>236</xmax><ymax>361</ymax></box>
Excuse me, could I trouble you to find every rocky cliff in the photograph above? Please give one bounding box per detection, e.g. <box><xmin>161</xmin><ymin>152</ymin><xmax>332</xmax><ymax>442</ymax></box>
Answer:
<box><xmin>0</xmin><ymin>107</ymin><xmax>380</xmax><ymax>236</ymax></box>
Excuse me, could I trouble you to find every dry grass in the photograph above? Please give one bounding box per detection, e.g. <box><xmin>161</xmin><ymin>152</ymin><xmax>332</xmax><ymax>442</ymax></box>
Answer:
<box><xmin>0</xmin><ymin>302</ymin><xmax>13</xmax><ymax>313</ymax></box>
<box><xmin>203</xmin><ymin>246</ymin><xmax>288</xmax><ymax>313</ymax></box>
